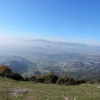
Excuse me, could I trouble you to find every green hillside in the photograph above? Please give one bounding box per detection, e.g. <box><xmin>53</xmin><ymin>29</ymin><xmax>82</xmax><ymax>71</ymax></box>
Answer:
<box><xmin>0</xmin><ymin>78</ymin><xmax>100</xmax><ymax>100</ymax></box>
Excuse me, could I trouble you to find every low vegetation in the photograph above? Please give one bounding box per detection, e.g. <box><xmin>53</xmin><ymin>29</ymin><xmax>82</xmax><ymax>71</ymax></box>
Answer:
<box><xmin>0</xmin><ymin>78</ymin><xmax>100</xmax><ymax>100</ymax></box>
<box><xmin>0</xmin><ymin>65</ymin><xmax>100</xmax><ymax>100</ymax></box>
<box><xmin>0</xmin><ymin>65</ymin><xmax>100</xmax><ymax>85</ymax></box>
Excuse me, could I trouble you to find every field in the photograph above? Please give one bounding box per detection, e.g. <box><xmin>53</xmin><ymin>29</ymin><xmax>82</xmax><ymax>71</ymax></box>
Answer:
<box><xmin>0</xmin><ymin>78</ymin><xmax>100</xmax><ymax>100</ymax></box>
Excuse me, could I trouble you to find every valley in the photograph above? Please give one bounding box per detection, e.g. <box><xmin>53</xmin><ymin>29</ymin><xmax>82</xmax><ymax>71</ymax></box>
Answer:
<box><xmin>0</xmin><ymin>44</ymin><xmax>100</xmax><ymax>80</ymax></box>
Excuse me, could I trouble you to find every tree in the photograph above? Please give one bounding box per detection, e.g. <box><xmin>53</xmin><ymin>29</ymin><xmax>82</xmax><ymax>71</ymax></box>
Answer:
<box><xmin>56</xmin><ymin>73</ymin><xmax>79</xmax><ymax>85</ymax></box>
<box><xmin>0</xmin><ymin>65</ymin><xmax>12</xmax><ymax>77</ymax></box>
<box><xmin>36</xmin><ymin>75</ymin><xmax>45</xmax><ymax>83</ymax></box>
<box><xmin>44</xmin><ymin>72</ymin><xmax>58</xmax><ymax>84</ymax></box>
<box><xmin>62</xmin><ymin>73</ymin><xmax>67</xmax><ymax>80</ymax></box>
<box><xmin>10</xmin><ymin>73</ymin><xmax>23</xmax><ymax>80</ymax></box>
<box><xmin>0</xmin><ymin>65</ymin><xmax>23</xmax><ymax>80</ymax></box>
<box><xmin>0</xmin><ymin>65</ymin><xmax>11</xmax><ymax>73</ymax></box>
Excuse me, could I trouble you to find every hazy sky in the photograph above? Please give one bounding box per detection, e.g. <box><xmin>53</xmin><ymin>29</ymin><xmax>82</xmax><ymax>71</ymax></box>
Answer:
<box><xmin>0</xmin><ymin>0</ymin><xmax>100</xmax><ymax>45</ymax></box>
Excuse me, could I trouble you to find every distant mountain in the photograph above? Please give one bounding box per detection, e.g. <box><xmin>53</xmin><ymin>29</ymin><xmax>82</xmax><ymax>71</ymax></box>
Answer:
<box><xmin>58</xmin><ymin>42</ymin><xmax>87</xmax><ymax>46</ymax></box>
<box><xmin>1</xmin><ymin>38</ymin><xmax>100</xmax><ymax>54</ymax></box>
<box><xmin>32</xmin><ymin>39</ymin><xmax>87</xmax><ymax>46</ymax></box>
<box><xmin>32</xmin><ymin>39</ymin><xmax>52</xmax><ymax>43</ymax></box>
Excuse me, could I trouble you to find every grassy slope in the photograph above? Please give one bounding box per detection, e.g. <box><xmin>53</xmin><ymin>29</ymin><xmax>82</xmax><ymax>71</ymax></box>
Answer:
<box><xmin>0</xmin><ymin>78</ymin><xmax>100</xmax><ymax>100</ymax></box>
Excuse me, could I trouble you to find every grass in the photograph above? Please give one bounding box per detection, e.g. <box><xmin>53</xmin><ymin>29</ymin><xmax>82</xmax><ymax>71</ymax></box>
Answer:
<box><xmin>0</xmin><ymin>78</ymin><xmax>100</xmax><ymax>100</ymax></box>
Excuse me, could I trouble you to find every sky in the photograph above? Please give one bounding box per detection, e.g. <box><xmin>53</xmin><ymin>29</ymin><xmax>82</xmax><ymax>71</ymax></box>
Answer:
<box><xmin>0</xmin><ymin>0</ymin><xmax>100</xmax><ymax>45</ymax></box>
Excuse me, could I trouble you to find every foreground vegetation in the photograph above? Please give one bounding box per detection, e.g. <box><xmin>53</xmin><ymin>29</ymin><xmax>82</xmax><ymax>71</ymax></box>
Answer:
<box><xmin>0</xmin><ymin>78</ymin><xmax>100</xmax><ymax>100</ymax></box>
<box><xmin>0</xmin><ymin>65</ymin><xmax>97</xmax><ymax>85</ymax></box>
<box><xmin>0</xmin><ymin>65</ymin><xmax>100</xmax><ymax>100</ymax></box>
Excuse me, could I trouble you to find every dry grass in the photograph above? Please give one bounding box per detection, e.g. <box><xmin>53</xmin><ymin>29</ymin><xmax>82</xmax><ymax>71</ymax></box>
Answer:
<box><xmin>0</xmin><ymin>78</ymin><xmax>100</xmax><ymax>100</ymax></box>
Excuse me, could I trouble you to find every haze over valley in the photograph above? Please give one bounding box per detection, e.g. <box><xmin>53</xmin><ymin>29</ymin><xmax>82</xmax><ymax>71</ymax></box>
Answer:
<box><xmin>0</xmin><ymin>38</ymin><xmax>100</xmax><ymax>80</ymax></box>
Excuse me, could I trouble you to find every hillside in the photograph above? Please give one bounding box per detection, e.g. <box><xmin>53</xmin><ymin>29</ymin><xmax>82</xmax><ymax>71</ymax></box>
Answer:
<box><xmin>0</xmin><ymin>78</ymin><xmax>100</xmax><ymax>100</ymax></box>
<box><xmin>0</xmin><ymin>56</ymin><xmax>32</xmax><ymax>73</ymax></box>
<box><xmin>1</xmin><ymin>52</ymin><xmax>100</xmax><ymax>80</ymax></box>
